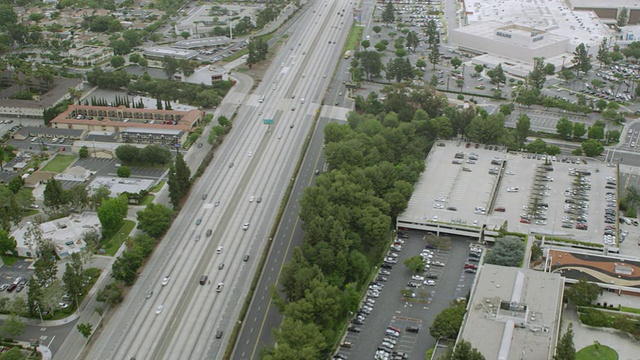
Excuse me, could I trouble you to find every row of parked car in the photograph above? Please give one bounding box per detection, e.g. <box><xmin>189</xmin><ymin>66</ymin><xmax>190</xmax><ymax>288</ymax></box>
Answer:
<box><xmin>0</xmin><ymin>277</ymin><xmax>27</xmax><ymax>293</ymax></box>
<box><xmin>375</xmin><ymin>326</ymin><xmax>410</xmax><ymax>360</ymax></box>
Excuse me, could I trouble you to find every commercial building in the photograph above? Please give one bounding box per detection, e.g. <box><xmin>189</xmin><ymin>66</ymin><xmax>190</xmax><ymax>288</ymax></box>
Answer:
<box><xmin>450</xmin><ymin>22</ymin><xmax>570</xmax><ymax>64</ymax></box>
<box><xmin>567</xmin><ymin>0</ymin><xmax>640</xmax><ymax>25</ymax></box>
<box><xmin>89</xmin><ymin>176</ymin><xmax>155</xmax><ymax>197</ymax></box>
<box><xmin>172</xmin><ymin>37</ymin><xmax>231</xmax><ymax>49</ymax></box>
<box><xmin>50</xmin><ymin>105</ymin><xmax>202</xmax><ymax>141</ymax></box>
<box><xmin>143</xmin><ymin>47</ymin><xmax>199</xmax><ymax>60</ymax></box>
<box><xmin>0</xmin><ymin>75</ymin><xmax>83</xmax><ymax>118</ymax></box>
<box><xmin>458</xmin><ymin>264</ymin><xmax>564</xmax><ymax>360</ymax></box>
<box><xmin>67</xmin><ymin>46</ymin><xmax>114</xmax><ymax>67</ymax></box>
<box><xmin>11</xmin><ymin>213</ymin><xmax>100</xmax><ymax>258</ymax></box>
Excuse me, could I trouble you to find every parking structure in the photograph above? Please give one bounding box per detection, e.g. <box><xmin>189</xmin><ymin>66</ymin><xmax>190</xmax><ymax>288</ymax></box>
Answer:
<box><xmin>334</xmin><ymin>232</ymin><xmax>477</xmax><ymax>360</ymax></box>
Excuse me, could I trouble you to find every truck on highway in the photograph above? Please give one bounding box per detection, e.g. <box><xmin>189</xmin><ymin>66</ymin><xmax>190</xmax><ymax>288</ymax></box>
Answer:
<box><xmin>344</xmin><ymin>50</ymin><xmax>353</xmax><ymax>59</ymax></box>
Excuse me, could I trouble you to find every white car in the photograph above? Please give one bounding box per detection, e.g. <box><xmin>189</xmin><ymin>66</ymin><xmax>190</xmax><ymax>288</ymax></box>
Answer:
<box><xmin>507</xmin><ymin>187</ymin><xmax>519</xmax><ymax>192</ymax></box>
<box><xmin>424</xmin><ymin>280</ymin><xmax>436</xmax><ymax>286</ymax></box>
<box><xmin>161</xmin><ymin>276</ymin><xmax>170</xmax><ymax>286</ymax></box>
<box><xmin>242</xmin><ymin>223</ymin><xmax>250</xmax><ymax>230</ymax></box>
<box><xmin>411</xmin><ymin>275</ymin><xmax>424</xmax><ymax>281</ymax></box>
<box><xmin>216</xmin><ymin>283</ymin><xmax>224</xmax><ymax>292</ymax></box>
<box><xmin>249</xmin><ymin>196</ymin><xmax>255</xmax><ymax>202</ymax></box>
<box><xmin>156</xmin><ymin>305</ymin><xmax>164</xmax><ymax>315</ymax></box>
<box><xmin>248</xmin><ymin>151</ymin><xmax>252</xmax><ymax>157</ymax></box>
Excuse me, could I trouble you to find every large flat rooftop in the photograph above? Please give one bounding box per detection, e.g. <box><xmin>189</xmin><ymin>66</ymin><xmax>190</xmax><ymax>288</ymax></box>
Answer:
<box><xmin>460</xmin><ymin>264</ymin><xmax>564</xmax><ymax>360</ymax></box>
<box><xmin>462</xmin><ymin>0</ymin><xmax>610</xmax><ymax>49</ymax></box>
<box><xmin>398</xmin><ymin>140</ymin><xmax>618</xmax><ymax>247</ymax></box>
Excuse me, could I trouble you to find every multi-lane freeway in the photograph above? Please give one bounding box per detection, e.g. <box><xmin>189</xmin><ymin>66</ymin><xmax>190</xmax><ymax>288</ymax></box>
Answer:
<box><xmin>83</xmin><ymin>1</ymin><xmax>354</xmax><ymax>359</ymax></box>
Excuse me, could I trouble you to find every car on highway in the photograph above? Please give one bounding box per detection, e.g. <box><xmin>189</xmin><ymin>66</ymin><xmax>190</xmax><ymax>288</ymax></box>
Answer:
<box><xmin>162</xmin><ymin>276</ymin><xmax>170</xmax><ymax>286</ymax></box>
<box><xmin>196</xmin><ymin>218</ymin><xmax>202</xmax><ymax>225</ymax></box>
<box><xmin>229</xmin><ymin>162</ymin><xmax>234</xmax><ymax>168</ymax></box>
<box><xmin>216</xmin><ymin>283</ymin><xmax>224</xmax><ymax>292</ymax></box>
<box><xmin>202</xmin><ymin>194</ymin><xmax>207</xmax><ymax>200</ymax></box>
<box><xmin>243</xmin><ymin>255</ymin><xmax>250</xmax><ymax>262</ymax></box>
<box><xmin>214</xmin><ymin>200</ymin><xmax>220</xmax><ymax>207</ymax></box>
<box><xmin>242</xmin><ymin>223</ymin><xmax>250</xmax><ymax>230</ymax></box>
<box><xmin>198</xmin><ymin>143</ymin><xmax>203</xmax><ymax>148</ymax></box>
<box><xmin>218</xmin><ymin>263</ymin><xmax>224</xmax><ymax>270</ymax></box>
<box><xmin>206</xmin><ymin>229</ymin><xmax>212</xmax><ymax>237</ymax></box>
<box><xmin>215</xmin><ymin>330</ymin><xmax>223</xmax><ymax>339</ymax></box>
<box><xmin>216</xmin><ymin>246</ymin><xmax>223</xmax><ymax>254</ymax></box>
<box><xmin>257</xmin><ymin>197</ymin><xmax>262</xmax><ymax>203</ymax></box>
<box><xmin>248</xmin><ymin>151</ymin><xmax>252</xmax><ymax>157</ymax></box>
<box><xmin>249</xmin><ymin>196</ymin><xmax>255</xmax><ymax>202</ymax></box>
<box><xmin>155</xmin><ymin>305</ymin><xmax>164</xmax><ymax>315</ymax></box>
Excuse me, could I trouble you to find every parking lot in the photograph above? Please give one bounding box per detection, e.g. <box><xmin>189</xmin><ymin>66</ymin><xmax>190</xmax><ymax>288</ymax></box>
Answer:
<box><xmin>75</xmin><ymin>157</ymin><xmax>167</xmax><ymax>179</ymax></box>
<box><xmin>0</xmin><ymin>260</ymin><xmax>34</xmax><ymax>300</ymax></box>
<box><xmin>505</xmin><ymin>108</ymin><xmax>597</xmax><ymax>134</ymax></box>
<box><xmin>335</xmin><ymin>232</ymin><xmax>476</xmax><ymax>360</ymax></box>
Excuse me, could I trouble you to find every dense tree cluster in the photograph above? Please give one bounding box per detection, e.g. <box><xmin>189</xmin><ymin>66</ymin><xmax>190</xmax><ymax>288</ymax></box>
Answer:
<box><xmin>246</xmin><ymin>38</ymin><xmax>268</xmax><ymax>69</ymax></box>
<box><xmin>444</xmin><ymin>340</ymin><xmax>486</xmax><ymax>360</ymax></box>
<box><xmin>97</xmin><ymin>194</ymin><xmax>128</xmax><ymax>237</ymax></box>
<box><xmin>565</xmin><ymin>279</ymin><xmax>602</xmax><ymax>306</ymax></box>
<box><xmin>136</xmin><ymin>203</ymin><xmax>174</xmax><ymax>238</ymax></box>
<box><xmin>484</xmin><ymin>236</ymin><xmax>525</xmax><ymax>267</ymax></box>
<box><xmin>167</xmin><ymin>153</ymin><xmax>191</xmax><ymax>209</ymax></box>
<box><xmin>267</xmin><ymin>84</ymin><xmax>453</xmax><ymax>358</ymax></box>
<box><xmin>128</xmin><ymin>74</ymin><xmax>232</xmax><ymax>108</ymax></box>
<box><xmin>430</xmin><ymin>302</ymin><xmax>467</xmax><ymax>339</ymax></box>
<box><xmin>115</xmin><ymin>144</ymin><xmax>172</xmax><ymax>166</ymax></box>
<box><xmin>111</xmin><ymin>233</ymin><xmax>160</xmax><ymax>285</ymax></box>
<box><xmin>0</xmin><ymin>179</ymin><xmax>34</xmax><ymax>231</ymax></box>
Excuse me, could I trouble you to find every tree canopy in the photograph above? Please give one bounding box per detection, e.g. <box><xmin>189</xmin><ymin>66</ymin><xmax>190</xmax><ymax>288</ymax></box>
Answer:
<box><xmin>484</xmin><ymin>236</ymin><xmax>525</xmax><ymax>267</ymax></box>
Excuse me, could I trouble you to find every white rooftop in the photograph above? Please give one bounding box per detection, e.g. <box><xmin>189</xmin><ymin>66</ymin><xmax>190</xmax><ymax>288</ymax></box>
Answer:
<box><xmin>460</xmin><ymin>264</ymin><xmax>564</xmax><ymax>360</ymax></box>
<box><xmin>89</xmin><ymin>176</ymin><xmax>155</xmax><ymax>196</ymax></box>
<box><xmin>462</xmin><ymin>0</ymin><xmax>611</xmax><ymax>50</ymax></box>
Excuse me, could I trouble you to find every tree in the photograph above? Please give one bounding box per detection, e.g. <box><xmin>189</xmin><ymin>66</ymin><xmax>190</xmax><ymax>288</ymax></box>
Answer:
<box><xmin>139</xmin><ymin>145</ymin><xmax>171</xmax><ymax>166</ymax></box>
<box><xmin>77</xmin><ymin>323</ymin><xmax>92</xmax><ymax>338</ymax></box>
<box><xmin>553</xmin><ymin>324</ymin><xmax>576</xmax><ymax>360</ymax></box>
<box><xmin>428</xmin><ymin>44</ymin><xmax>441</xmax><ymax>70</ymax></box>
<box><xmin>528</xmin><ymin>57</ymin><xmax>547</xmax><ymax>89</ymax></box>
<box><xmin>381</xmin><ymin>1</ymin><xmax>395</xmax><ymax>24</ymax></box>
<box><xmin>116</xmin><ymin>166</ymin><xmax>131</xmax><ymax>178</ymax></box>
<box><xmin>162</xmin><ymin>56</ymin><xmax>179</xmax><ymax>79</ymax></box>
<box><xmin>43</xmin><ymin>178</ymin><xmax>67</xmax><ymax>209</ymax></box>
<box><xmin>596</xmin><ymin>38</ymin><xmax>610</xmax><ymax>68</ymax></box>
<box><xmin>450</xmin><ymin>57</ymin><xmax>462</xmax><ymax>70</ymax></box>
<box><xmin>180</xmin><ymin>31</ymin><xmax>190</xmax><ymax>39</ymax></box>
<box><xmin>97</xmin><ymin>194</ymin><xmax>128</xmax><ymax>237</ymax></box>
<box><xmin>404</xmin><ymin>255</ymin><xmax>425</xmax><ymax>273</ymax></box>
<box><xmin>617</xmin><ymin>7</ymin><xmax>628</xmax><ymax>27</ymax></box>
<box><xmin>556</xmin><ymin>117</ymin><xmax>573</xmax><ymax>139</ymax></box>
<box><xmin>445</xmin><ymin>339</ymin><xmax>486</xmax><ymax>360</ymax></box>
<box><xmin>430</xmin><ymin>303</ymin><xmax>466</xmax><ymax>339</ymax></box>
<box><xmin>573</xmin><ymin>122</ymin><xmax>586</xmax><ymax>139</ymax></box>
<box><xmin>359</xmin><ymin>51</ymin><xmax>383</xmax><ymax>80</ymax></box>
<box><xmin>136</xmin><ymin>203</ymin><xmax>174</xmax><ymax>238</ymax></box>
<box><xmin>372</xmin><ymin>25</ymin><xmax>382</xmax><ymax>36</ymax></box>
<box><xmin>487</xmin><ymin>64</ymin><xmax>506</xmax><ymax>90</ymax></box>
<box><xmin>581</xmin><ymin>139</ymin><xmax>604</xmax><ymax>157</ymax></box>
<box><xmin>515</xmin><ymin>113</ymin><xmax>531</xmax><ymax>145</ymax></box>
<box><xmin>62</xmin><ymin>253</ymin><xmax>84</xmax><ymax>307</ymax></box>
<box><xmin>96</xmin><ymin>282</ymin><xmax>123</xmax><ymax>305</ymax></box>
<box><xmin>572</xmin><ymin>43</ymin><xmax>592</xmax><ymax>76</ymax></box>
<box><xmin>485</xmin><ymin>236</ymin><xmax>525</xmax><ymax>267</ymax></box>
<box><xmin>606</xmin><ymin>129</ymin><xmax>621</xmax><ymax>144</ymax></box>
<box><xmin>110</xmin><ymin>55</ymin><xmax>125</xmax><ymax>68</ymax></box>
<box><xmin>565</xmin><ymin>279</ymin><xmax>601</xmax><ymax>306</ymax></box>
<box><xmin>1</xmin><ymin>313</ymin><xmax>24</xmax><ymax>338</ymax></box>
<box><xmin>587</xmin><ymin>124</ymin><xmax>604</xmax><ymax>140</ymax></box>
<box><xmin>0</xmin><ymin>230</ymin><xmax>16</xmax><ymax>256</ymax></box>
<box><xmin>115</xmin><ymin>145</ymin><xmax>139</xmax><ymax>164</ymax></box>
<box><xmin>33</xmin><ymin>241</ymin><xmax>58</xmax><ymax>286</ymax></box>
<box><xmin>111</xmin><ymin>250</ymin><xmax>142</xmax><ymax>285</ymax></box>
<box><xmin>167</xmin><ymin>153</ymin><xmax>191</xmax><ymax>209</ymax></box>
<box><xmin>7</xmin><ymin>177</ymin><xmax>23</xmax><ymax>194</ymax></box>
<box><xmin>90</xmin><ymin>186</ymin><xmax>111</xmax><ymax>210</ymax></box>
<box><xmin>425</xmin><ymin>19</ymin><xmax>440</xmax><ymax>49</ymax></box>
<box><xmin>79</xmin><ymin>146</ymin><xmax>89</xmax><ymax>158</ymax></box>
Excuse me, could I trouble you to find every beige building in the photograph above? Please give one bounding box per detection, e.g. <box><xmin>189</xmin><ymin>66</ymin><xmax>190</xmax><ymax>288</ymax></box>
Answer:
<box><xmin>51</xmin><ymin>105</ymin><xmax>203</xmax><ymax>138</ymax></box>
<box><xmin>0</xmin><ymin>75</ymin><xmax>83</xmax><ymax>118</ymax></box>
<box><xmin>67</xmin><ymin>46</ymin><xmax>114</xmax><ymax>67</ymax></box>
<box><xmin>450</xmin><ymin>22</ymin><xmax>571</xmax><ymax>64</ymax></box>
<box><xmin>458</xmin><ymin>264</ymin><xmax>564</xmax><ymax>360</ymax></box>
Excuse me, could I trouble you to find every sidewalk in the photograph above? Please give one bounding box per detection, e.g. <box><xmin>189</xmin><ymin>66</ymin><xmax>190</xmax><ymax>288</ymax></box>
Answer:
<box><xmin>561</xmin><ymin>306</ymin><xmax>640</xmax><ymax>360</ymax></box>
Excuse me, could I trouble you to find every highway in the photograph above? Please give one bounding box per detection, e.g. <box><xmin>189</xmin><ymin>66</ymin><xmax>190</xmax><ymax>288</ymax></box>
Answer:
<box><xmin>82</xmin><ymin>1</ymin><xmax>353</xmax><ymax>359</ymax></box>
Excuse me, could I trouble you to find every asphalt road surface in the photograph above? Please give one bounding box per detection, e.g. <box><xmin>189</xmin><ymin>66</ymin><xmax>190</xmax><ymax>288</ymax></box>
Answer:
<box><xmin>82</xmin><ymin>1</ymin><xmax>352</xmax><ymax>359</ymax></box>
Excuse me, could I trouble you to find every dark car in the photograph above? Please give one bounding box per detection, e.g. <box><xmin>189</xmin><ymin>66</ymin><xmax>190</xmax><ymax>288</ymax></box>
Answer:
<box><xmin>215</xmin><ymin>330</ymin><xmax>223</xmax><ymax>339</ymax></box>
<box><xmin>381</xmin><ymin>263</ymin><xmax>393</xmax><ymax>269</ymax></box>
<box><xmin>7</xmin><ymin>284</ymin><xmax>17</xmax><ymax>292</ymax></box>
<box><xmin>348</xmin><ymin>326</ymin><xmax>361</xmax><ymax>333</ymax></box>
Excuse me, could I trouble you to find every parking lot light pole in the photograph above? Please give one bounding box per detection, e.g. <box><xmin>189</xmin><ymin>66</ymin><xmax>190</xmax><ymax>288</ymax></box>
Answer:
<box><xmin>36</xmin><ymin>305</ymin><xmax>43</xmax><ymax>324</ymax></box>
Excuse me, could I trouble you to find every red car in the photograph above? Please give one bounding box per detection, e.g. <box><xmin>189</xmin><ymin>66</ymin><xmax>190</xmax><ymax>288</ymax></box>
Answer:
<box><xmin>464</xmin><ymin>264</ymin><xmax>477</xmax><ymax>270</ymax></box>
<box><xmin>519</xmin><ymin>219</ymin><xmax>530</xmax><ymax>224</ymax></box>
